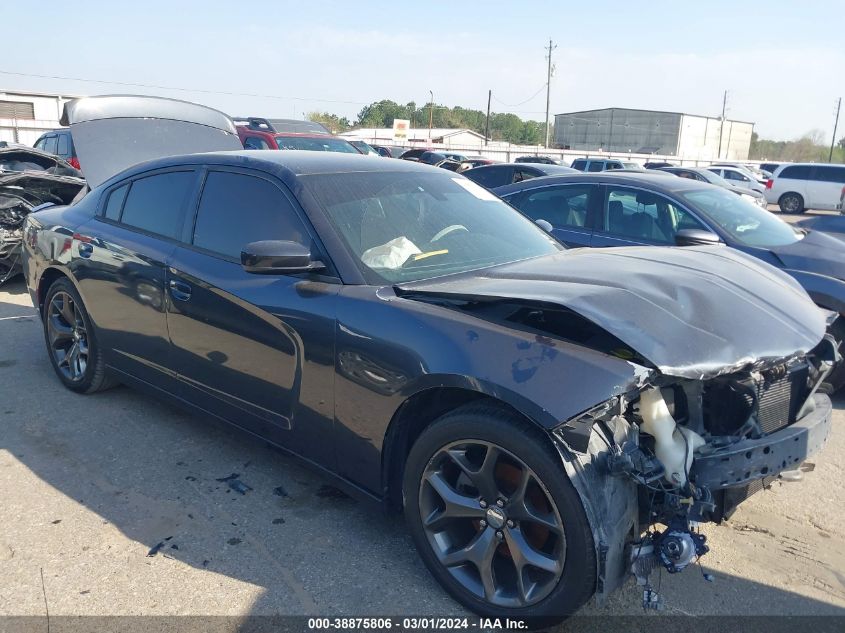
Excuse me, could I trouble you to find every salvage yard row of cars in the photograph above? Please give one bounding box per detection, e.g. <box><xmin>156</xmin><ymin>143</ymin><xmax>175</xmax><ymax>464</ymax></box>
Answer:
<box><xmin>2</xmin><ymin>95</ymin><xmax>844</xmax><ymax>624</ymax></box>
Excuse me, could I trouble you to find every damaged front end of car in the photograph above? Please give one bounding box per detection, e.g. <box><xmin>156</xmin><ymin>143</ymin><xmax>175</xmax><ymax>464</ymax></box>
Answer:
<box><xmin>0</xmin><ymin>147</ymin><xmax>85</xmax><ymax>283</ymax></box>
<box><xmin>552</xmin><ymin>329</ymin><xmax>836</xmax><ymax>609</ymax></box>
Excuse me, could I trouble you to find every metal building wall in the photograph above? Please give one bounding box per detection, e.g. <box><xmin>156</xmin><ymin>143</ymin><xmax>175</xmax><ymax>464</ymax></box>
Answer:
<box><xmin>554</xmin><ymin>108</ymin><xmax>682</xmax><ymax>154</ymax></box>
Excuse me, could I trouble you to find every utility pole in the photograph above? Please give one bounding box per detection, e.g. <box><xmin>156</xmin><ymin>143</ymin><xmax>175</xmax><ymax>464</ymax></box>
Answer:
<box><xmin>830</xmin><ymin>97</ymin><xmax>842</xmax><ymax>163</ymax></box>
<box><xmin>544</xmin><ymin>39</ymin><xmax>557</xmax><ymax>149</ymax></box>
<box><xmin>717</xmin><ymin>90</ymin><xmax>727</xmax><ymax>159</ymax></box>
<box><xmin>485</xmin><ymin>90</ymin><xmax>491</xmax><ymax>146</ymax></box>
<box><xmin>428</xmin><ymin>90</ymin><xmax>434</xmax><ymax>141</ymax></box>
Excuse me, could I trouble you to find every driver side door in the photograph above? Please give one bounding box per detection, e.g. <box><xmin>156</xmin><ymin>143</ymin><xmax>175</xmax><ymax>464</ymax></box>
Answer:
<box><xmin>166</xmin><ymin>167</ymin><xmax>339</xmax><ymax>467</ymax></box>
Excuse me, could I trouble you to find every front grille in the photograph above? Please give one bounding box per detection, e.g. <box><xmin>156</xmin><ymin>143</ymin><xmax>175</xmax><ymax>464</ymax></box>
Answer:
<box><xmin>753</xmin><ymin>364</ymin><xmax>808</xmax><ymax>435</ymax></box>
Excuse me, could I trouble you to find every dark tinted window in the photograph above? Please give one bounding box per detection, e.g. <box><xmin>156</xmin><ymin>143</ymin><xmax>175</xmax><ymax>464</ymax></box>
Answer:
<box><xmin>571</xmin><ymin>159</ymin><xmax>587</xmax><ymax>171</ymax></box>
<box><xmin>587</xmin><ymin>162</ymin><xmax>604</xmax><ymax>172</ymax></box>
<box><xmin>606</xmin><ymin>162</ymin><xmax>622</xmax><ymax>170</ymax></box>
<box><xmin>42</xmin><ymin>135</ymin><xmax>58</xmax><ymax>155</ymax></box>
<box><xmin>121</xmin><ymin>171</ymin><xmax>195</xmax><ymax>238</ymax></box>
<box><xmin>104</xmin><ymin>184</ymin><xmax>129</xmax><ymax>221</ymax></box>
<box><xmin>243</xmin><ymin>136</ymin><xmax>270</xmax><ymax>150</ymax></box>
<box><xmin>604</xmin><ymin>187</ymin><xmax>704</xmax><ymax>244</ymax></box>
<box><xmin>514</xmin><ymin>185</ymin><xmax>592</xmax><ymax>228</ymax></box>
<box><xmin>813</xmin><ymin>166</ymin><xmax>845</xmax><ymax>183</ymax></box>
<box><xmin>513</xmin><ymin>168</ymin><xmax>538</xmax><ymax>183</ymax></box>
<box><xmin>464</xmin><ymin>166</ymin><xmax>509</xmax><ymax>188</ymax></box>
<box><xmin>56</xmin><ymin>133</ymin><xmax>69</xmax><ymax>157</ymax></box>
<box><xmin>193</xmin><ymin>171</ymin><xmax>307</xmax><ymax>260</ymax></box>
<box><xmin>779</xmin><ymin>165</ymin><xmax>812</xmax><ymax>179</ymax></box>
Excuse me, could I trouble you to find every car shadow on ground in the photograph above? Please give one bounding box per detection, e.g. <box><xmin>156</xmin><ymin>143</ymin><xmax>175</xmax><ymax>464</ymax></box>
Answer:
<box><xmin>0</xmin><ymin>281</ymin><xmax>843</xmax><ymax>631</ymax></box>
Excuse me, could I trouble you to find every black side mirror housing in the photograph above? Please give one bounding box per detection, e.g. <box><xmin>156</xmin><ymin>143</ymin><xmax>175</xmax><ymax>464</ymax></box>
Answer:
<box><xmin>674</xmin><ymin>229</ymin><xmax>722</xmax><ymax>247</ymax></box>
<box><xmin>241</xmin><ymin>240</ymin><xmax>325</xmax><ymax>274</ymax></box>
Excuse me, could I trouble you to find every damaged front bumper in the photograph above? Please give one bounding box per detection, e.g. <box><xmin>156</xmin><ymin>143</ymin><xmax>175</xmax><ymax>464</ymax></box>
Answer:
<box><xmin>690</xmin><ymin>393</ymin><xmax>831</xmax><ymax>491</ymax></box>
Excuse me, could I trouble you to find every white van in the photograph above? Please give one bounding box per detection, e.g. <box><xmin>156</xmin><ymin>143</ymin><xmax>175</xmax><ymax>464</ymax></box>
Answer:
<box><xmin>765</xmin><ymin>163</ymin><xmax>845</xmax><ymax>213</ymax></box>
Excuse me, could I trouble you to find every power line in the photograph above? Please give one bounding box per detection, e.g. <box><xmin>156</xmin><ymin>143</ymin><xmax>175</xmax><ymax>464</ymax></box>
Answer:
<box><xmin>491</xmin><ymin>83</ymin><xmax>547</xmax><ymax>108</ymax></box>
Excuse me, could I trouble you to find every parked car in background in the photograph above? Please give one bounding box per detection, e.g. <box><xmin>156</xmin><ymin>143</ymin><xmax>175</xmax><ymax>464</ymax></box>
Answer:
<box><xmin>398</xmin><ymin>148</ymin><xmax>431</xmax><ymax>161</ymax></box>
<box><xmin>571</xmin><ymin>158</ymin><xmax>641</xmax><ymax>172</ymax></box>
<box><xmin>765</xmin><ymin>163</ymin><xmax>845</xmax><ymax>214</ymax></box>
<box><xmin>760</xmin><ymin>162</ymin><xmax>782</xmax><ymax>175</ymax></box>
<box><xmin>463</xmin><ymin>163</ymin><xmax>577</xmax><ymax>189</ymax></box>
<box><xmin>515</xmin><ymin>155</ymin><xmax>560</xmax><ymax>165</ymax></box>
<box><xmin>658</xmin><ymin>166</ymin><xmax>768</xmax><ymax>207</ymax></box>
<box><xmin>24</xmin><ymin>95</ymin><xmax>834</xmax><ymax>625</ymax></box>
<box><xmin>644</xmin><ymin>161</ymin><xmax>674</xmax><ymax>169</ymax></box>
<box><xmin>460</xmin><ymin>157</ymin><xmax>497</xmax><ymax>168</ymax></box>
<box><xmin>710</xmin><ymin>162</ymin><xmax>768</xmax><ymax>184</ymax></box>
<box><xmin>349</xmin><ymin>140</ymin><xmax>380</xmax><ymax>156</ymax></box>
<box><xmin>235</xmin><ymin>118</ymin><xmax>360</xmax><ymax>154</ymax></box>
<box><xmin>234</xmin><ymin>117</ymin><xmax>330</xmax><ymax>135</ymax></box>
<box><xmin>371</xmin><ymin>145</ymin><xmax>407</xmax><ymax>158</ymax></box>
<box><xmin>418</xmin><ymin>151</ymin><xmax>448</xmax><ymax>165</ymax></box>
<box><xmin>33</xmin><ymin>129</ymin><xmax>80</xmax><ymax>170</ymax></box>
<box><xmin>707</xmin><ymin>166</ymin><xmax>765</xmax><ymax>194</ymax></box>
<box><xmin>495</xmin><ymin>170</ymin><xmax>845</xmax><ymax>383</ymax></box>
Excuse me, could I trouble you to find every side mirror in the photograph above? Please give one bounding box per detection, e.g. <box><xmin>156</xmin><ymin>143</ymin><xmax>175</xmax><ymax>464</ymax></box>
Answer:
<box><xmin>241</xmin><ymin>240</ymin><xmax>325</xmax><ymax>274</ymax></box>
<box><xmin>675</xmin><ymin>229</ymin><xmax>721</xmax><ymax>247</ymax></box>
<box><xmin>535</xmin><ymin>219</ymin><xmax>553</xmax><ymax>233</ymax></box>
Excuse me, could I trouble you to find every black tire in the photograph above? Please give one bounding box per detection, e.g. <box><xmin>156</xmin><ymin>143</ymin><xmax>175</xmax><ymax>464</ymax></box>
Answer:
<box><xmin>779</xmin><ymin>192</ymin><xmax>805</xmax><ymax>214</ymax></box>
<box><xmin>42</xmin><ymin>277</ymin><xmax>116</xmax><ymax>393</ymax></box>
<box><xmin>403</xmin><ymin>403</ymin><xmax>595</xmax><ymax>626</ymax></box>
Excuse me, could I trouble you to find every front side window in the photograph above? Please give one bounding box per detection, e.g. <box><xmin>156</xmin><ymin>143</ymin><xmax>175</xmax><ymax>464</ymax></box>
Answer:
<box><xmin>56</xmin><ymin>134</ymin><xmax>69</xmax><ymax>157</ymax></box>
<box><xmin>120</xmin><ymin>171</ymin><xmax>195</xmax><ymax>239</ymax></box>
<box><xmin>587</xmin><ymin>162</ymin><xmax>604</xmax><ymax>172</ymax></box>
<box><xmin>513</xmin><ymin>185</ymin><xmax>592</xmax><ymax>228</ymax></box>
<box><xmin>192</xmin><ymin>171</ymin><xmax>308</xmax><ymax>260</ymax></box>
<box><xmin>303</xmin><ymin>171</ymin><xmax>561</xmax><ymax>284</ymax></box>
<box><xmin>571</xmin><ymin>159</ymin><xmax>587</xmax><ymax>171</ymax></box>
<box><xmin>513</xmin><ymin>169</ymin><xmax>538</xmax><ymax>183</ymax></box>
<box><xmin>681</xmin><ymin>187</ymin><xmax>800</xmax><ymax>248</ymax></box>
<box><xmin>42</xmin><ymin>135</ymin><xmax>58</xmax><ymax>155</ymax></box>
<box><xmin>604</xmin><ymin>187</ymin><xmax>705</xmax><ymax>244</ymax></box>
<box><xmin>464</xmin><ymin>166</ymin><xmax>507</xmax><ymax>188</ymax></box>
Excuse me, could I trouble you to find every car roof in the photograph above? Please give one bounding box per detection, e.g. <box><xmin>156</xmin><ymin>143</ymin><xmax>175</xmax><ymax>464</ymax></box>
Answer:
<box><xmin>97</xmin><ymin>150</ymin><xmax>438</xmax><ymax>190</ymax></box>
<box><xmin>492</xmin><ymin>171</ymin><xmax>708</xmax><ymax>196</ymax></box>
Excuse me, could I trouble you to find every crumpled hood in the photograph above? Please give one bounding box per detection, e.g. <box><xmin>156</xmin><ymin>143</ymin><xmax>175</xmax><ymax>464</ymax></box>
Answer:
<box><xmin>396</xmin><ymin>245</ymin><xmax>827</xmax><ymax>380</ymax></box>
<box><xmin>60</xmin><ymin>95</ymin><xmax>244</xmax><ymax>188</ymax></box>
<box><xmin>770</xmin><ymin>230</ymin><xmax>845</xmax><ymax>281</ymax></box>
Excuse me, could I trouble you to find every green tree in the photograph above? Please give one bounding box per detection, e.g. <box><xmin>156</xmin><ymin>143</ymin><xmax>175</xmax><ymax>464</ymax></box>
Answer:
<box><xmin>306</xmin><ymin>111</ymin><xmax>351</xmax><ymax>134</ymax></box>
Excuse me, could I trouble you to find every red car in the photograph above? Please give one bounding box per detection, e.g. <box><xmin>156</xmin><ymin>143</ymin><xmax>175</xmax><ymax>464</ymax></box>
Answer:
<box><xmin>234</xmin><ymin>117</ymin><xmax>361</xmax><ymax>154</ymax></box>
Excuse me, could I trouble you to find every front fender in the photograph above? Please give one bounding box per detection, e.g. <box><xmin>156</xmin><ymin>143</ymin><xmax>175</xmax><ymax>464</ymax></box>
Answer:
<box><xmin>784</xmin><ymin>268</ymin><xmax>845</xmax><ymax>313</ymax></box>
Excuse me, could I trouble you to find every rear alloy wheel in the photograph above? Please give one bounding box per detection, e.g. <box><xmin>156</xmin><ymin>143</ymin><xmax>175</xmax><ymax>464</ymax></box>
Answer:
<box><xmin>403</xmin><ymin>404</ymin><xmax>595</xmax><ymax>625</ymax></box>
<box><xmin>779</xmin><ymin>193</ymin><xmax>805</xmax><ymax>214</ymax></box>
<box><xmin>42</xmin><ymin>278</ymin><xmax>115</xmax><ymax>393</ymax></box>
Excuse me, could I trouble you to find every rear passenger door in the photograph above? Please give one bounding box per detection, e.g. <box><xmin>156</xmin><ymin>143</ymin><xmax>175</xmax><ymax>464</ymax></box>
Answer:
<box><xmin>166</xmin><ymin>167</ymin><xmax>339</xmax><ymax>467</ymax></box>
<box><xmin>506</xmin><ymin>184</ymin><xmax>597</xmax><ymax>247</ymax></box>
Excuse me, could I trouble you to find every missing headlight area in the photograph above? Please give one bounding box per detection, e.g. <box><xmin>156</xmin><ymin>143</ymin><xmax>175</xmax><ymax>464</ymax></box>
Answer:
<box><xmin>555</xmin><ymin>333</ymin><xmax>837</xmax><ymax>609</ymax></box>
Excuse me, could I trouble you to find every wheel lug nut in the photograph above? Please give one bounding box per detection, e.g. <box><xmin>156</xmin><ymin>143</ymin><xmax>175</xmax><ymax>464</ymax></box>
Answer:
<box><xmin>496</xmin><ymin>499</ymin><xmax>504</xmax><ymax>508</ymax></box>
<box><xmin>507</xmin><ymin>520</ymin><xmax>514</xmax><ymax>528</ymax></box>
<box><xmin>479</xmin><ymin>500</ymin><xmax>487</xmax><ymax>508</ymax></box>
<box><xmin>496</xmin><ymin>531</ymin><xmax>503</xmax><ymax>539</ymax></box>
<box><xmin>479</xmin><ymin>520</ymin><xmax>487</xmax><ymax>528</ymax></box>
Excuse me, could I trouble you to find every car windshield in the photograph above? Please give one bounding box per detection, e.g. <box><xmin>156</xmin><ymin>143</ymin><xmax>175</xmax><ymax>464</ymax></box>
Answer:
<box><xmin>698</xmin><ymin>170</ymin><xmax>731</xmax><ymax>187</ymax></box>
<box><xmin>302</xmin><ymin>171</ymin><xmax>562</xmax><ymax>283</ymax></box>
<box><xmin>275</xmin><ymin>136</ymin><xmax>359</xmax><ymax>153</ymax></box>
<box><xmin>682</xmin><ymin>187</ymin><xmax>801</xmax><ymax>247</ymax></box>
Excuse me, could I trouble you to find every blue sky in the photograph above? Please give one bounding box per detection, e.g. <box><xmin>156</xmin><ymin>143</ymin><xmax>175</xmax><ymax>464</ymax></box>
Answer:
<box><xmin>1</xmin><ymin>0</ymin><xmax>842</xmax><ymax>139</ymax></box>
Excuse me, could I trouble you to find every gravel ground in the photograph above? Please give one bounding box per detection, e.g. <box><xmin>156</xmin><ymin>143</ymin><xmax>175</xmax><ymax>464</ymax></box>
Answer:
<box><xmin>0</xmin><ymin>277</ymin><xmax>843</xmax><ymax>630</ymax></box>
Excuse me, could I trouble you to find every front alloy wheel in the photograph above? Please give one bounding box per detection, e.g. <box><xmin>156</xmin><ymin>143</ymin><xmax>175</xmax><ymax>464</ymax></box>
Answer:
<box><xmin>419</xmin><ymin>440</ymin><xmax>566</xmax><ymax>607</ymax></box>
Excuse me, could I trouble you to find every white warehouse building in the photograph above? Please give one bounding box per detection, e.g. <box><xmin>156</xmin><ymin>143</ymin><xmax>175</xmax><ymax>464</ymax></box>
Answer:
<box><xmin>0</xmin><ymin>89</ymin><xmax>81</xmax><ymax>146</ymax></box>
<box><xmin>554</xmin><ymin>107</ymin><xmax>754</xmax><ymax>161</ymax></box>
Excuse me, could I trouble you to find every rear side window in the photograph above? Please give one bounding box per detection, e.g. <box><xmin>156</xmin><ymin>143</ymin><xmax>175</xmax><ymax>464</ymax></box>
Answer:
<box><xmin>514</xmin><ymin>185</ymin><xmax>592</xmax><ymax>228</ymax></box>
<box><xmin>813</xmin><ymin>166</ymin><xmax>845</xmax><ymax>183</ymax></box>
<box><xmin>103</xmin><ymin>184</ymin><xmax>129</xmax><ymax>221</ymax></box>
<box><xmin>779</xmin><ymin>165</ymin><xmax>812</xmax><ymax>179</ymax></box>
<box><xmin>120</xmin><ymin>171</ymin><xmax>195</xmax><ymax>238</ymax></box>
<box><xmin>192</xmin><ymin>171</ymin><xmax>308</xmax><ymax>260</ymax></box>
<box><xmin>606</xmin><ymin>162</ymin><xmax>622</xmax><ymax>170</ymax></box>
<box><xmin>587</xmin><ymin>162</ymin><xmax>604</xmax><ymax>172</ymax></box>
<box><xmin>243</xmin><ymin>136</ymin><xmax>270</xmax><ymax>150</ymax></box>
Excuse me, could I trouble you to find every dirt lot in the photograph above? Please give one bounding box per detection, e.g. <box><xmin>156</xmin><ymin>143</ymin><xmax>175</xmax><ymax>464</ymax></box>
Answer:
<box><xmin>1</xmin><ymin>272</ymin><xmax>844</xmax><ymax>629</ymax></box>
